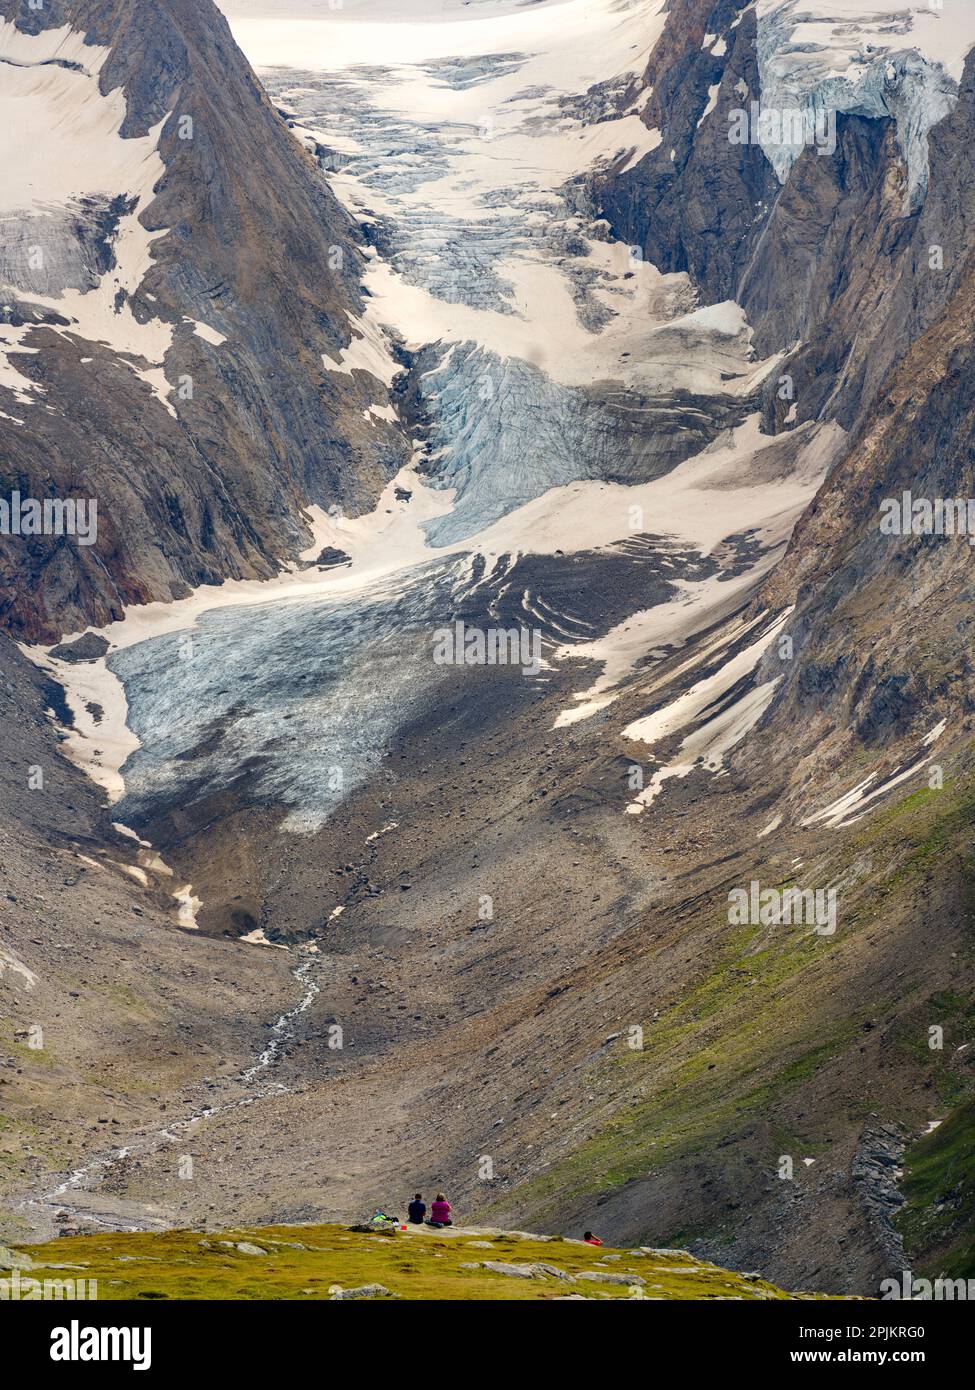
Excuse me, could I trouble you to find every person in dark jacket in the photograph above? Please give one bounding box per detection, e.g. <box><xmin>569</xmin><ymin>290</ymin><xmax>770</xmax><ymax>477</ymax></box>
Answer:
<box><xmin>408</xmin><ymin>1194</ymin><xmax>426</xmax><ymax>1224</ymax></box>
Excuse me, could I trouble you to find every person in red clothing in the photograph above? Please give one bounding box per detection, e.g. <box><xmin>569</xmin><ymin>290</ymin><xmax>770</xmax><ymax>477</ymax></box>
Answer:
<box><xmin>428</xmin><ymin>1192</ymin><xmax>453</xmax><ymax>1227</ymax></box>
<box><xmin>583</xmin><ymin>1231</ymin><xmax>602</xmax><ymax>1246</ymax></box>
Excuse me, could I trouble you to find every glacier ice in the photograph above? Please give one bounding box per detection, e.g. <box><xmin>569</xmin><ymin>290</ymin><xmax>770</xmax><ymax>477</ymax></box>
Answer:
<box><xmin>756</xmin><ymin>0</ymin><xmax>965</xmax><ymax>208</ymax></box>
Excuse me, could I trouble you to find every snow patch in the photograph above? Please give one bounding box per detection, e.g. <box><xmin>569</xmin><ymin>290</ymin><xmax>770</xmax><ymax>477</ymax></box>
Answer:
<box><xmin>552</xmin><ymin>419</ymin><xmax>843</xmax><ymax>725</ymax></box>
<box><xmin>0</xmin><ymin>23</ymin><xmax>175</xmax><ymax>410</ymax></box>
<box><xmin>240</xmin><ymin>928</ymin><xmax>288</xmax><ymax>949</ymax></box>
<box><xmin>801</xmin><ymin>720</ymin><xmax>947</xmax><ymax>829</ymax></box>
<box><xmin>0</xmin><ymin>945</ymin><xmax>37</xmax><ymax>990</ymax></box>
<box><xmin>697</xmin><ymin>81</ymin><xmax>721</xmax><ymax>129</ymax></box>
<box><xmin>622</xmin><ymin>610</ymin><xmax>792</xmax><ymax>814</ymax></box>
<box><xmin>174</xmin><ymin>886</ymin><xmax>201</xmax><ymax>930</ymax></box>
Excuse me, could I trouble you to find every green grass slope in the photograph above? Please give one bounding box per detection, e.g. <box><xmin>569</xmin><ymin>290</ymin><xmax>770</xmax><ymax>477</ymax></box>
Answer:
<box><xmin>498</xmin><ymin>770</ymin><xmax>975</xmax><ymax>1263</ymax></box>
<box><xmin>6</xmin><ymin>1222</ymin><xmax>843</xmax><ymax>1300</ymax></box>
<box><xmin>897</xmin><ymin>1096</ymin><xmax>975</xmax><ymax>1280</ymax></box>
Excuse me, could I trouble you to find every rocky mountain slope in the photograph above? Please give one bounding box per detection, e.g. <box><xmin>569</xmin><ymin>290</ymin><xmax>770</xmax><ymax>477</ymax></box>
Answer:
<box><xmin>521</xmin><ymin>0</ymin><xmax>975</xmax><ymax>1285</ymax></box>
<box><xmin>0</xmin><ymin>631</ymin><xmax>299</xmax><ymax>1235</ymax></box>
<box><xmin>0</xmin><ymin>0</ymin><xmax>406</xmax><ymax>641</ymax></box>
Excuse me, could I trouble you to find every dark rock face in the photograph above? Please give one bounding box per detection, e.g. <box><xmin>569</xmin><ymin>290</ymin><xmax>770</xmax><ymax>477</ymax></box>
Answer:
<box><xmin>755</xmin><ymin>129</ymin><xmax>975</xmax><ymax>746</ymax></box>
<box><xmin>852</xmin><ymin>1123</ymin><xmax>907</xmax><ymax>1278</ymax></box>
<box><xmin>592</xmin><ymin>4</ymin><xmax>777</xmax><ymax>306</ymax></box>
<box><xmin>740</xmin><ymin>113</ymin><xmax>907</xmax><ymax>425</ymax></box>
<box><xmin>593</xmin><ymin>5</ymin><xmax>975</xmax><ymax>441</ymax></box>
<box><xmin>0</xmin><ymin>0</ymin><xmax>409</xmax><ymax>641</ymax></box>
<box><xmin>740</xmin><ymin>62</ymin><xmax>975</xmax><ymax>435</ymax></box>
<box><xmin>589</xmin><ymin>5</ymin><xmax>975</xmax><ymax>770</ymax></box>
<box><xmin>46</xmin><ymin>632</ymin><xmax>111</xmax><ymax>663</ymax></box>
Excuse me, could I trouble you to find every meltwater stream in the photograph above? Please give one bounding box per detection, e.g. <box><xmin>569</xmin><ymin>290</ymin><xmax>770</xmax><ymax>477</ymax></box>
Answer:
<box><xmin>20</xmin><ymin>949</ymin><xmax>322</xmax><ymax>1234</ymax></box>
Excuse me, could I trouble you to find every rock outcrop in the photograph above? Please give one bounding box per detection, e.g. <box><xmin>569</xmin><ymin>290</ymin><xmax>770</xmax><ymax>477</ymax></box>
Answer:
<box><xmin>0</xmin><ymin>0</ymin><xmax>408</xmax><ymax>641</ymax></box>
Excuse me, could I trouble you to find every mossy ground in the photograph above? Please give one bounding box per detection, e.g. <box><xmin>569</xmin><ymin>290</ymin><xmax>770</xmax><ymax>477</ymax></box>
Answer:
<box><xmin>9</xmin><ymin>1222</ymin><xmax>836</xmax><ymax>1300</ymax></box>
<box><xmin>897</xmin><ymin>1096</ymin><xmax>975</xmax><ymax>1280</ymax></box>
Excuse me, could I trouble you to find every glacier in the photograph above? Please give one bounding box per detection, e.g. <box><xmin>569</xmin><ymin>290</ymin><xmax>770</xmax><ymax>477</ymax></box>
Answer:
<box><xmin>755</xmin><ymin>0</ymin><xmax>973</xmax><ymax>207</ymax></box>
<box><xmin>39</xmin><ymin>0</ymin><xmax>851</xmax><ymax>867</ymax></box>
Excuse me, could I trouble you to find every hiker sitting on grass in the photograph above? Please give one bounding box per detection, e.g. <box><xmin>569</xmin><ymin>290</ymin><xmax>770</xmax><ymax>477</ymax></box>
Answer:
<box><xmin>408</xmin><ymin>1193</ymin><xmax>426</xmax><ymax>1224</ymax></box>
<box><xmin>584</xmin><ymin>1231</ymin><xmax>602</xmax><ymax>1246</ymax></box>
<box><xmin>370</xmin><ymin>1208</ymin><xmax>399</xmax><ymax>1228</ymax></box>
<box><xmin>427</xmin><ymin>1193</ymin><xmax>453</xmax><ymax>1228</ymax></box>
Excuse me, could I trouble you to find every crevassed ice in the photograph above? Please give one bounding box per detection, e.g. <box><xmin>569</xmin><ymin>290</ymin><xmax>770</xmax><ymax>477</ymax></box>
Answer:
<box><xmin>755</xmin><ymin>0</ymin><xmax>969</xmax><ymax>206</ymax></box>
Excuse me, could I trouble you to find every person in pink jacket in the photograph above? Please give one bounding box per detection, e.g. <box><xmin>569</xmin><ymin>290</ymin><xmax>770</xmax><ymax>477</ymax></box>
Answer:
<box><xmin>429</xmin><ymin>1193</ymin><xmax>453</xmax><ymax>1227</ymax></box>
